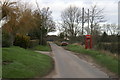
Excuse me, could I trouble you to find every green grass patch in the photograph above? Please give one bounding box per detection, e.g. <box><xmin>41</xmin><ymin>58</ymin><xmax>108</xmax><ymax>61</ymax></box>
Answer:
<box><xmin>66</xmin><ymin>44</ymin><xmax>120</xmax><ymax>75</ymax></box>
<box><xmin>33</xmin><ymin>45</ymin><xmax>51</xmax><ymax>51</ymax></box>
<box><xmin>0</xmin><ymin>48</ymin><xmax>2</xmax><ymax>78</ymax></box>
<box><xmin>2</xmin><ymin>46</ymin><xmax>54</xmax><ymax>78</ymax></box>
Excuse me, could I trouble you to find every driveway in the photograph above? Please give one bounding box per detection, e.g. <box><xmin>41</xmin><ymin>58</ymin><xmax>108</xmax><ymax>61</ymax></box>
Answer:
<box><xmin>49</xmin><ymin>43</ymin><xmax>108</xmax><ymax>78</ymax></box>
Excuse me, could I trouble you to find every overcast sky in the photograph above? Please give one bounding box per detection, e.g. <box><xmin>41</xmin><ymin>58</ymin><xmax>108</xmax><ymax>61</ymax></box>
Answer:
<box><xmin>27</xmin><ymin>0</ymin><xmax>119</xmax><ymax>24</ymax></box>
<box><xmin>0</xmin><ymin>0</ymin><xmax>119</xmax><ymax>35</ymax></box>
<box><xmin>27</xmin><ymin>0</ymin><xmax>118</xmax><ymax>35</ymax></box>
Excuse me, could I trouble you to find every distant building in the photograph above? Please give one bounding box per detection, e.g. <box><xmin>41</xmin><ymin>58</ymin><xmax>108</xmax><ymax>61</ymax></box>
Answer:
<box><xmin>47</xmin><ymin>35</ymin><xmax>59</xmax><ymax>41</ymax></box>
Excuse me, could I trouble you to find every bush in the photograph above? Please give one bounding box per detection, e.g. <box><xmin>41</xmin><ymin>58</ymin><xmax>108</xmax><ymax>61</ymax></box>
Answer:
<box><xmin>96</xmin><ymin>42</ymin><xmax>119</xmax><ymax>54</ymax></box>
<box><xmin>2</xmin><ymin>31</ymin><xmax>12</xmax><ymax>47</ymax></box>
<box><xmin>29</xmin><ymin>40</ymin><xmax>39</xmax><ymax>48</ymax></box>
<box><xmin>14</xmin><ymin>34</ymin><xmax>30</xmax><ymax>49</ymax></box>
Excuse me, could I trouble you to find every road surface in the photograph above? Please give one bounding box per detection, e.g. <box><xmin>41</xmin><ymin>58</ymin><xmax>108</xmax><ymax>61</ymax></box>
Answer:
<box><xmin>49</xmin><ymin>43</ymin><xmax>108</xmax><ymax>78</ymax></box>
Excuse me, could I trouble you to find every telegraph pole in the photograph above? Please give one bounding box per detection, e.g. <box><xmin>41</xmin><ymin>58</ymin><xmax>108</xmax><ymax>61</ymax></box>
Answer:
<box><xmin>41</xmin><ymin>15</ymin><xmax>43</xmax><ymax>45</ymax></box>
<box><xmin>88</xmin><ymin>9</ymin><xmax>89</xmax><ymax>35</ymax></box>
<box><xmin>36</xmin><ymin>0</ymin><xmax>43</xmax><ymax>45</ymax></box>
<box><xmin>81</xmin><ymin>7</ymin><xmax>85</xmax><ymax>45</ymax></box>
<box><xmin>82</xmin><ymin>7</ymin><xmax>84</xmax><ymax>35</ymax></box>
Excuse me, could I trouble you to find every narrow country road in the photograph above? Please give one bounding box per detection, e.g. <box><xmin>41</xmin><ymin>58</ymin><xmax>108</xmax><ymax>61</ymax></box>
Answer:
<box><xmin>49</xmin><ymin>43</ymin><xmax>108</xmax><ymax>78</ymax></box>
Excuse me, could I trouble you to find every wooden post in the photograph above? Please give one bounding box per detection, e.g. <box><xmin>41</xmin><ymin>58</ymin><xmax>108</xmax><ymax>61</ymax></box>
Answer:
<box><xmin>82</xmin><ymin>7</ymin><xmax>84</xmax><ymax>35</ymax></box>
<box><xmin>87</xmin><ymin>9</ymin><xmax>90</xmax><ymax>35</ymax></box>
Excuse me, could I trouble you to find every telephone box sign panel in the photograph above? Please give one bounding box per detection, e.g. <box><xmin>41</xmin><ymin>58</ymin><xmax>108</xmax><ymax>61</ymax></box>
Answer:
<box><xmin>85</xmin><ymin>35</ymin><xmax>92</xmax><ymax>49</ymax></box>
<box><xmin>86</xmin><ymin>35</ymin><xmax>91</xmax><ymax>38</ymax></box>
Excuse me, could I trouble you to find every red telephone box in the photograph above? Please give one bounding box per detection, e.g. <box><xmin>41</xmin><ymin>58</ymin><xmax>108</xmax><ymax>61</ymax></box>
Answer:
<box><xmin>85</xmin><ymin>35</ymin><xmax>92</xmax><ymax>49</ymax></box>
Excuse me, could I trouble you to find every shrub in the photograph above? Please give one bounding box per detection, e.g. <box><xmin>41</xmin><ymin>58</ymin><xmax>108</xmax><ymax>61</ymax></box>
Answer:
<box><xmin>2</xmin><ymin>31</ymin><xmax>12</xmax><ymax>47</ymax></box>
<box><xmin>96</xmin><ymin>42</ymin><xmax>119</xmax><ymax>54</ymax></box>
<box><xmin>29</xmin><ymin>40</ymin><xmax>39</xmax><ymax>48</ymax></box>
<box><xmin>14</xmin><ymin>34</ymin><xmax>30</xmax><ymax>49</ymax></box>
<box><xmin>100</xmin><ymin>32</ymin><xmax>109</xmax><ymax>42</ymax></box>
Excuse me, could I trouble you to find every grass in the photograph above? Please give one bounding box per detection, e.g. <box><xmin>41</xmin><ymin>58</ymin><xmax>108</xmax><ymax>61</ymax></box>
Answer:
<box><xmin>33</xmin><ymin>45</ymin><xmax>51</xmax><ymax>51</ymax></box>
<box><xmin>0</xmin><ymin>48</ymin><xmax>2</xmax><ymax>78</ymax></box>
<box><xmin>66</xmin><ymin>44</ymin><xmax>120</xmax><ymax>75</ymax></box>
<box><xmin>2</xmin><ymin>46</ymin><xmax>54</xmax><ymax>78</ymax></box>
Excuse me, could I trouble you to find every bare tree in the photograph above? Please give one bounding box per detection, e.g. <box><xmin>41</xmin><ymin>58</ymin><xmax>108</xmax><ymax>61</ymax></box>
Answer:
<box><xmin>41</xmin><ymin>7</ymin><xmax>56</xmax><ymax>33</ymax></box>
<box><xmin>102</xmin><ymin>24</ymin><xmax>118</xmax><ymax>35</ymax></box>
<box><xmin>61</xmin><ymin>6</ymin><xmax>81</xmax><ymax>41</ymax></box>
<box><xmin>86</xmin><ymin>5</ymin><xmax>106</xmax><ymax>35</ymax></box>
<box><xmin>28</xmin><ymin>6</ymin><xmax>56</xmax><ymax>45</ymax></box>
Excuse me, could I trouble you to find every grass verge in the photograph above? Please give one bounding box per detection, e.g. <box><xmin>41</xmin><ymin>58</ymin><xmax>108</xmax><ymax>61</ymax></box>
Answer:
<box><xmin>2</xmin><ymin>46</ymin><xmax>54</xmax><ymax>78</ymax></box>
<box><xmin>33</xmin><ymin>45</ymin><xmax>51</xmax><ymax>51</ymax></box>
<box><xmin>66</xmin><ymin>44</ymin><xmax>119</xmax><ymax>75</ymax></box>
